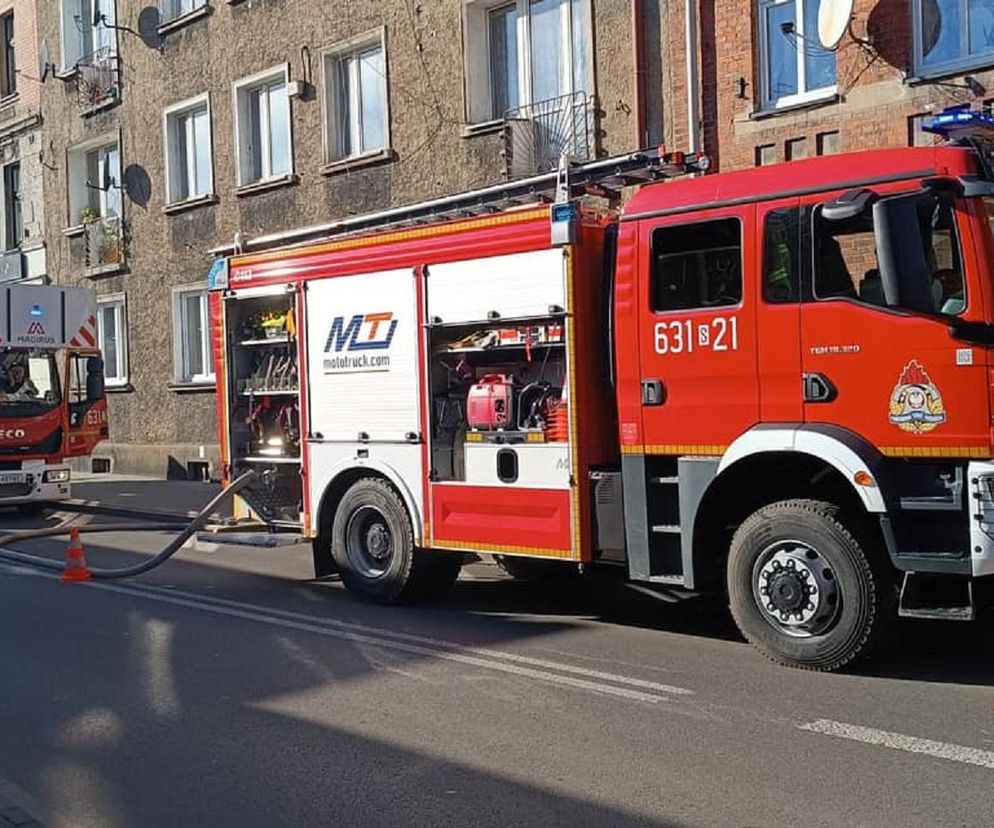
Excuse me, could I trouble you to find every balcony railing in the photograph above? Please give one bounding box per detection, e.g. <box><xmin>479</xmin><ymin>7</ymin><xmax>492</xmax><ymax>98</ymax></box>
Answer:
<box><xmin>501</xmin><ymin>91</ymin><xmax>595</xmax><ymax>180</ymax></box>
<box><xmin>84</xmin><ymin>215</ymin><xmax>124</xmax><ymax>271</ymax></box>
<box><xmin>76</xmin><ymin>47</ymin><xmax>119</xmax><ymax>111</ymax></box>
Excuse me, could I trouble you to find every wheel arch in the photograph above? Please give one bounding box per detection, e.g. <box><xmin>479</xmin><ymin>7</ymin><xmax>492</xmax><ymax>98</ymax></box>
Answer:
<box><xmin>313</xmin><ymin>459</ymin><xmax>423</xmax><ymax>544</ymax></box>
<box><xmin>689</xmin><ymin>426</ymin><xmax>889</xmax><ymax>590</ymax></box>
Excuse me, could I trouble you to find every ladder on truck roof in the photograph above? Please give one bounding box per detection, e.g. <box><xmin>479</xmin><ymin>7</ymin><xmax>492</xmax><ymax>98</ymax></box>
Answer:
<box><xmin>211</xmin><ymin>148</ymin><xmax>709</xmax><ymax>257</ymax></box>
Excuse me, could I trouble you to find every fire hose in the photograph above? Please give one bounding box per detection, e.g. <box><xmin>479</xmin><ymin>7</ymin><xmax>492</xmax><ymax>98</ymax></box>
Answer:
<box><xmin>0</xmin><ymin>470</ymin><xmax>258</xmax><ymax>579</ymax></box>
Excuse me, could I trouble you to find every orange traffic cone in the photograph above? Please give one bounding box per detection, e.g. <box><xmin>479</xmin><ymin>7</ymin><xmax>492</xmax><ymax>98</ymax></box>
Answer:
<box><xmin>61</xmin><ymin>527</ymin><xmax>92</xmax><ymax>583</ymax></box>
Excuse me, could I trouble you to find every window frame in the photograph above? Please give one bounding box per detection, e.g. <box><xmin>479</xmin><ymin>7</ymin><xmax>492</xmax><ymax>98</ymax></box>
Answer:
<box><xmin>66</xmin><ymin>132</ymin><xmax>122</xmax><ymax>228</ymax></box>
<box><xmin>172</xmin><ymin>285</ymin><xmax>214</xmax><ymax>384</ymax></box>
<box><xmin>159</xmin><ymin>0</ymin><xmax>207</xmax><ymax>25</ymax></box>
<box><xmin>0</xmin><ymin>11</ymin><xmax>15</xmax><ymax>99</ymax></box>
<box><xmin>757</xmin><ymin>0</ymin><xmax>838</xmax><ymax>111</ymax></box>
<box><xmin>3</xmin><ymin>161</ymin><xmax>21</xmax><ymax>252</ymax></box>
<box><xmin>463</xmin><ymin>0</ymin><xmax>593</xmax><ymax>125</ymax></box>
<box><xmin>911</xmin><ymin>0</ymin><xmax>994</xmax><ymax>77</ymax></box>
<box><xmin>96</xmin><ymin>293</ymin><xmax>128</xmax><ymax>387</ymax></box>
<box><xmin>321</xmin><ymin>28</ymin><xmax>390</xmax><ymax>165</ymax></box>
<box><xmin>232</xmin><ymin>64</ymin><xmax>293</xmax><ymax>188</ymax></box>
<box><xmin>163</xmin><ymin>92</ymin><xmax>214</xmax><ymax>205</ymax></box>
<box><xmin>649</xmin><ymin>216</ymin><xmax>745</xmax><ymax>314</ymax></box>
<box><xmin>59</xmin><ymin>0</ymin><xmax>117</xmax><ymax>71</ymax></box>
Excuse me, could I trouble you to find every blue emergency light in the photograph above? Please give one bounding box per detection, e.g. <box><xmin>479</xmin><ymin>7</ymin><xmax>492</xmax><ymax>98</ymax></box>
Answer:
<box><xmin>28</xmin><ymin>304</ymin><xmax>43</xmax><ymax>317</ymax></box>
<box><xmin>922</xmin><ymin>107</ymin><xmax>994</xmax><ymax>141</ymax></box>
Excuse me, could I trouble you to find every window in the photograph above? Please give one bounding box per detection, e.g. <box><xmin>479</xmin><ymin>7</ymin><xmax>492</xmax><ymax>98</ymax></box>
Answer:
<box><xmin>323</xmin><ymin>33</ymin><xmax>388</xmax><ymax>163</ymax></box>
<box><xmin>3</xmin><ymin>162</ymin><xmax>21</xmax><ymax>251</ymax></box>
<box><xmin>464</xmin><ymin>0</ymin><xmax>591</xmax><ymax>123</ymax></box>
<box><xmin>1</xmin><ymin>12</ymin><xmax>14</xmax><ymax>98</ymax></box>
<box><xmin>763</xmin><ymin>206</ymin><xmax>812</xmax><ymax>303</ymax></box>
<box><xmin>173</xmin><ymin>287</ymin><xmax>214</xmax><ymax>383</ymax></box>
<box><xmin>67</xmin><ymin>137</ymin><xmax>121</xmax><ymax>225</ymax></box>
<box><xmin>159</xmin><ymin>0</ymin><xmax>206</xmax><ymax>24</ymax></box>
<box><xmin>60</xmin><ymin>0</ymin><xmax>116</xmax><ymax>69</ymax></box>
<box><xmin>233</xmin><ymin>68</ymin><xmax>292</xmax><ymax>186</ymax></box>
<box><xmin>96</xmin><ymin>295</ymin><xmax>127</xmax><ymax>386</ymax></box>
<box><xmin>758</xmin><ymin>0</ymin><xmax>836</xmax><ymax>109</ymax></box>
<box><xmin>914</xmin><ymin>0</ymin><xmax>994</xmax><ymax>75</ymax></box>
<box><xmin>651</xmin><ymin>219</ymin><xmax>743</xmax><ymax>312</ymax></box>
<box><xmin>812</xmin><ymin>191</ymin><xmax>966</xmax><ymax>315</ymax></box>
<box><xmin>164</xmin><ymin>95</ymin><xmax>213</xmax><ymax>203</ymax></box>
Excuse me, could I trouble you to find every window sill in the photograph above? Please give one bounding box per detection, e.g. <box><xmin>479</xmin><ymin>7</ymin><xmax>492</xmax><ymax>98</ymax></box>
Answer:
<box><xmin>81</xmin><ymin>94</ymin><xmax>121</xmax><ymax>117</ymax></box>
<box><xmin>749</xmin><ymin>92</ymin><xmax>840</xmax><ymax>121</ymax></box>
<box><xmin>320</xmin><ymin>148</ymin><xmax>395</xmax><ymax>177</ymax></box>
<box><xmin>163</xmin><ymin>194</ymin><xmax>219</xmax><ymax>215</ymax></box>
<box><xmin>905</xmin><ymin>63</ymin><xmax>993</xmax><ymax>85</ymax></box>
<box><xmin>105</xmin><ymin>382</ymin><xmax>133</xmax><ymax>394</ymax></box>
<box><xmin>85</xmin><ymin>261</ymin><xmax>127</xmax><ymax>278</ymax></box>
<box><xmin>56</xmin><ymin>67</ymin><xmax>78</xmax><ymax>81</ymax></box>
<box><xmin>462</xmin><ymin>119</ymin><xmax>504</xmax><ymax>138</ymax></box>
<box><xmin>235</xmin><ymin>174</ymin><xmax>299</xmax><ymax>197</ymax></box>
<box><xmin>168</xmin><ymin>381</ymin><xmax>216</xmax><ymax>393</ymax></box>
<box><xmin>157</xmin><ymin>4</ymin><xmax>211</xmax><ymax>35</ymax></box>
<box><xmin>63</xmin><ymin>225</ymin><xmax>85</xmax><ymax>238</ymax></box>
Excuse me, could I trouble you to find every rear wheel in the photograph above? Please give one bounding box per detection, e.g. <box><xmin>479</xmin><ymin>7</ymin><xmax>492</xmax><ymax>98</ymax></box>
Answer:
<box><xmin>727</xmin><ymin>499</ymin><xmax>894</xmax><ymax>672</ymax></box>
<box><xmin>331</xmin><ymin>478</ymin><xmax>461</xmax><ymax>604</ymax></box>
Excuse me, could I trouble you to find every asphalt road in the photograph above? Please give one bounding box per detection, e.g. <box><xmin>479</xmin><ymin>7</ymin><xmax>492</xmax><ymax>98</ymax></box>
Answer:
<box><xmin>1</xmin><ymin>497</ymin><xmax>993</xmax><ymax>828</ymax></box>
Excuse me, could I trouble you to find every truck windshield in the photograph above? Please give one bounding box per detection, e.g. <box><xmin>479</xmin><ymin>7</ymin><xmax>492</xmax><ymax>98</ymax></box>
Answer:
<box><xmin>0</xmin><ymin>349</ymin><xmax>61</xmax><ymax>418</ymax></box>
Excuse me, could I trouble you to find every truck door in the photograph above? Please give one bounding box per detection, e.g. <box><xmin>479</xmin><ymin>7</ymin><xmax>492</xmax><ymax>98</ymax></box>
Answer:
<box><xmin>799</xmin><ymin>186</ymin><xmax>990</xmax><ymax>457</ymax></box>
<box><xmin>65</xmin><ymin>352</ymin><xmax>109</xmax><ymax>457</ymax></box>
<box><xmin>637</xmin><ymin>205</ymin><xmax>760</xmax><ymax>451</ymax></box>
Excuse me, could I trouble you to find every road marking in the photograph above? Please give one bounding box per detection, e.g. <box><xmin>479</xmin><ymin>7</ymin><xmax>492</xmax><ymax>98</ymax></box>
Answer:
<box><xmin>799</xmin><ymin>719</ymin><xmax>994</xmax><ymax>770</ymax></box>
<box><xmin>0</xmin><ymin>563</ymin><xmax>686</xmax><ymax>704</ymax></box>
<box><xmin>130</xmin><ymin>581</ymin><xmax>695</xmax><ymax>697</ymax></box>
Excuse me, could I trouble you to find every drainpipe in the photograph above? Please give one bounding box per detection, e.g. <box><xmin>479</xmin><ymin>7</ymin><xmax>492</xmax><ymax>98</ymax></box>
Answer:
<box><xmin>632</xmin><ymin>0</ymin><xmax>647</xmax><ymax>149</ymax></box>
<box><xmin>685</xmin><ymin>0</ymin><xmax>701</xmax><ymax>153</ymax></box>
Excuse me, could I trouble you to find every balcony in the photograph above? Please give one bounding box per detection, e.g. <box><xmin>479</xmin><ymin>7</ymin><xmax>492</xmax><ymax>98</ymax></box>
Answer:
<box><xmin>501</xmin><ymin>92</ymin><xmax>595</xmax><ymax>180</ymax></box>
<box><xmin>76</xmin><ymin>48</ymin><xmax>120</xmax><ymax>113</ymax></box>
<box><xmin>84</xmin><ymin>215</ymin><xmax>124</xmax><ymax>274</ymax></box>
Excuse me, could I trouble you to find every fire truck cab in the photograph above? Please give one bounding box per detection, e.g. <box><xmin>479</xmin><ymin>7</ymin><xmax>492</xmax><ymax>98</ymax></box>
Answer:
<box><xmin>211</xmin><ymin>110</ymin><xmax>994</xmax><ymax>671</ymax></box>
<box><xmin>0</xmin><ymin>286</ymin><xmax>108</xmax><ymax>512</ymax></box>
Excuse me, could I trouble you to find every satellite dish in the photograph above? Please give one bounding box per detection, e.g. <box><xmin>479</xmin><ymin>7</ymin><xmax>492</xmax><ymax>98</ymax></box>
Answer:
<box><xmin>817</xmin><ymin>0</ymin><xmax>854</xmax><ymax>50</ymax></box>
<box><xmin>92</xmin><ymin>3</ymin><xmax>104</xmax><ymax>28</ymax></box>
<box><xmin>37</xmin><ymin>39</ymin><xmax>53</xmax><ymax>83</ymax></box>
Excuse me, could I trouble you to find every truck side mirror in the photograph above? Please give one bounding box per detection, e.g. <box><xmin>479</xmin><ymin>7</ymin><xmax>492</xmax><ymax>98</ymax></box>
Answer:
<box><xmin>86</xmin><ymin>357</ymin><xmax>105</xmax><ymax>402</ymax></box>
<box><xmin>872</xmin><ymin>194</ymin><xmax>936</xmax><ymax>315</ymax></box>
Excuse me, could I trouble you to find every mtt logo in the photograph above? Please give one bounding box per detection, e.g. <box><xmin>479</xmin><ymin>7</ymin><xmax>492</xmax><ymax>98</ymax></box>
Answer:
<box><xmin>0</xmin><ymin>428</ymin><xmax>26</xmax><ymax>440</ymax></box>
<box><xmin>322</xmin><ymin>312</ymin><xmax>398</xmax><ymax>375</ymax></box>
<box><xmin>324</xmin><ymin>312</ymin><xmax>398</xmax><ymax>353</ymax></box>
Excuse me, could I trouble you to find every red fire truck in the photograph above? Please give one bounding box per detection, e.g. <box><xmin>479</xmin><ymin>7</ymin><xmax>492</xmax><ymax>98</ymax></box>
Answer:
<box><xmin>0</xmin><ymin>285</ymin><xmax>108</xmax><ymax>512</ymax></box>
<box><xmin>209</xmin><ymin>108</ymin><xmax>994</xmax><ymax>670</ymax></box>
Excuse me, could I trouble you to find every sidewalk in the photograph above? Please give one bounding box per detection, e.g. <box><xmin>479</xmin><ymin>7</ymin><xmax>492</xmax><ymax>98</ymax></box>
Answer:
<box><xmin>69</xmin><ymin>473</ymin><xmax>231</xmax><ymax>523</ymax></box>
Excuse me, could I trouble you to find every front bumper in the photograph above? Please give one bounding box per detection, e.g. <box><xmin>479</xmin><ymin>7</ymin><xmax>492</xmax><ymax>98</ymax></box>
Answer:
<box><xmin>0</xmin><ymin>467</ymin><xmax>71</xmax><ymax>505</ymax></box>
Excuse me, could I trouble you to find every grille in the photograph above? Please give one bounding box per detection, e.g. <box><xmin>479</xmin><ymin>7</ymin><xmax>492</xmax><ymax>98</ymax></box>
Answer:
<box><xmin>0</xmin><ymin>482</ymin><xmax>33</xmax><ymax>498</ymax></box>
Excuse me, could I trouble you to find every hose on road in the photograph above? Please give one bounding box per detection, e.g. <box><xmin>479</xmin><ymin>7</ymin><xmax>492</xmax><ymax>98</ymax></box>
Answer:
<box><xmin>0</xmin><ymin>471</ymin><xmax>258</xmax><ymax>579</ymax></box>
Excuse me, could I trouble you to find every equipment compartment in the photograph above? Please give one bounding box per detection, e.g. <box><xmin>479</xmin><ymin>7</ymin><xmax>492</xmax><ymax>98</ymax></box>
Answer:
<box><xmin>224</xmin><ymin>292</ymin><xmax>303</xmax><ymax>525</ymax></box>
<box><xmin>427</xmin><ymin>317</ymin><xmax>570</xmax><ymax>485</ymax></box>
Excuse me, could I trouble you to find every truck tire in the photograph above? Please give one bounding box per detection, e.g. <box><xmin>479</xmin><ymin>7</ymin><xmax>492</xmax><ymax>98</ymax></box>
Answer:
<box><xmin>727</xmin><ymin>499</ymin><xmax>894</xmax><ymax>672</ymax></box>
<box><xmin>331</xmin><ymin>478</ymin><xmax>461</xmax><ymax>604</ymax></box>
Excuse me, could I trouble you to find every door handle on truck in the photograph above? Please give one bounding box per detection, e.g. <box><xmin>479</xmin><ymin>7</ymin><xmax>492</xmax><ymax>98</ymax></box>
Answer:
<box><xmin>641</xmin><ymin>379</ymin><xmax>666</xmax><ymax>406</ymax></box>
<box><xmin>802</xmin><ymin>373</ymin><xmax>837</xmax><ymax>403</ymax></box>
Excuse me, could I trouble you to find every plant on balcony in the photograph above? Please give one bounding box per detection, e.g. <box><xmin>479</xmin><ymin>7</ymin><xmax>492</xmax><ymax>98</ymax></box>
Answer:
<box><xmin>96</xmin><ymin>220</ymin><xmax>123</xmax><ymax>265</ymax></box>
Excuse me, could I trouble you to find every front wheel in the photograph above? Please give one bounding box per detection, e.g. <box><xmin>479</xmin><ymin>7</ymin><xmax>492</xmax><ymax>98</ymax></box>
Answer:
<box><xmin>331</xmin><ymin>478</ymin><xmax>461</xmax><ymax>604</ymax></box>
<box><xmin>727</xmin><ymin>499</ymin><xmax>894</xmax><ymax>672</ymax></box>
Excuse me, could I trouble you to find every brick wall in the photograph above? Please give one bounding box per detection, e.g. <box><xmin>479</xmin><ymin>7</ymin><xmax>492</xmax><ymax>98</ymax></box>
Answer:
<box><xmin>664</xmin><ymin>0</ymin><xmax>994</xmax><ymax>170</ymax></box>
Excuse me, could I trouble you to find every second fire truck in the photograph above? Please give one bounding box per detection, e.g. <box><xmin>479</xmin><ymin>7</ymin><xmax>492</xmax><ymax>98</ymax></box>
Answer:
<box><xmin>208</xmin><ymin>108</ymin><xmax>994</xmax><ymax>671</ymax></box>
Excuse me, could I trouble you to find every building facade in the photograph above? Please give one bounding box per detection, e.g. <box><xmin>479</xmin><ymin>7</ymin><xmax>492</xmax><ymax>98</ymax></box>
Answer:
<box><xmin>37</xmin><ymin>0</ymin><xmax>670</xmax><ymax>477</ymax></box>
<box><xmin>664</xmin><ymin>0</ymin><xmax>994</xmax><ymax>169</ymax></box>
<box><xmin>0</xmin><ymin>0</ymin><xmax>46</xmax><ymax>288</ymax></box>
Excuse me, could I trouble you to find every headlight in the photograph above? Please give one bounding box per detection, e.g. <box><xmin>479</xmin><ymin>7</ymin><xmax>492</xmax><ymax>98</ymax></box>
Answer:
<box><xmin>43</xmin><ymin>469</ymin><xmax>70</xmax><ymax>483</ymax></box>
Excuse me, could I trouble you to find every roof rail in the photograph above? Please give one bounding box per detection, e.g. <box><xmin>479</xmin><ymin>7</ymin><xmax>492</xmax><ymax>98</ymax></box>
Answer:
<box><xmin>211</xmin><ymin>147</ymin><xmax>709</xmax><ymax>258</ymax></box>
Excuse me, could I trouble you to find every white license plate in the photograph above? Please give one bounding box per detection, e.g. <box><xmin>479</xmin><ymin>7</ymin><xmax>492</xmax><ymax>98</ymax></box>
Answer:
<box><xmin>0</xmin><ymin>473</ymin><xmax>25</xmax><ymax>485</ymax></box>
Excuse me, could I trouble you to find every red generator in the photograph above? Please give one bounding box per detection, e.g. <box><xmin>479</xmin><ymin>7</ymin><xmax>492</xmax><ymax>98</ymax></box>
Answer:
<box><xmin>466</xmin><ymin>374</ymin><xmax>513</xmax><ymax>430</ymax></box>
